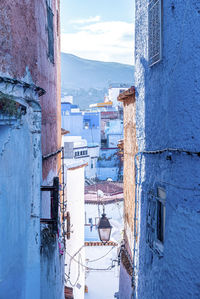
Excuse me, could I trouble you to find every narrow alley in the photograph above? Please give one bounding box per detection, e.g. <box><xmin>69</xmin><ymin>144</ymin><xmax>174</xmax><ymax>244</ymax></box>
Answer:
<box><xmin>0</xmin><ymin>1</ymin><xmax>200</xmax><ymax>299</ymax></box>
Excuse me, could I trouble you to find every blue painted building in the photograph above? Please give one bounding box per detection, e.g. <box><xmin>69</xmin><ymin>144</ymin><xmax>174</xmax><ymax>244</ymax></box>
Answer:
<box><xmin>97</xmin><ymin>148</ymin><xmax>121</xmax><ymax>181</ymax></box>
<box><xmin>61</xmin><ymin>102</ymin><xmax>101</xmax><ymax>145</ymax></box>
<box><xmin>82</xmin><ymin>111</ymin><xmax>101</xmax><ymax>145</ymax></box>
<box><xmin>0</xmin><ymin>79</ymin><xmax>42</xmax><ymax>298</ymax></box>
<box><xmin>97</xmin><ymin>118</ymin><xmax>123</xmax><ymax>181</ymax></box>
<box><xmin>133</xmin><ymin>1</ymin><xmax>200</xmax><ymax>299</ymax></box>
<box><xmin>61</xmin><ymin>102</ymin><xmax>83</xmax><ymax>136</ymax></box>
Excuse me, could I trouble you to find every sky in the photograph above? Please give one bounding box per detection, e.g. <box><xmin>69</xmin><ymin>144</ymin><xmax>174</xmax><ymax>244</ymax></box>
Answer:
<box><xmin>60</xmin><ymin>0</ymin><xmax>135</xmax><ymax>65</ymax></box>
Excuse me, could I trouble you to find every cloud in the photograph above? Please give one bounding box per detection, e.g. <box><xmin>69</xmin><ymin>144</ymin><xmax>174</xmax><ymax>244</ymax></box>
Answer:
<box><xmin>61</xmin><ymin>21</ymin><xmax>134</xmax><ymax>65</ymax></box>
<box><xmin>69</xmin><ymin>16</ymin><xmax>101</xmax><ymax>25</ymax></box>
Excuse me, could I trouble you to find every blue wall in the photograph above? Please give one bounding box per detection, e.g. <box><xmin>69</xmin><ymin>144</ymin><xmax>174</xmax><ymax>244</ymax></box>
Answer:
<box><xmin>97</xmin><ymin>148</ymin><xmax>121</xmax><ymax>181</ymax></box>
<box><xmin>61</xmin><ymin>103</ymin><xmax>101</xmax><ymax>145</ymax></box>
<box><xmin>82</xmin><ymin>112</ymin><xmax>101</xmax><ymax>145</ymax></box>
<box><xmin>135</xmin><ymin>1</ymin><xmax>200</xmax><ymax>298</ymax></box>
<box><xmin>119</xmin><ymin>263</ymin><xmax>133</xmax><ymax>299</ymax></box>
<box><xmin>0</xmin><ymin>106</ymin><xmax>41</xmax><ymax>298</ymax></box>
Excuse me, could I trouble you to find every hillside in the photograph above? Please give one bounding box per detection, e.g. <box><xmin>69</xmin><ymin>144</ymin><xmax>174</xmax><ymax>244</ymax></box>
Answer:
<box><xmin>61</xmin><ymin>53</ymin><xmax>134</xmax><ymax>109</ymax></box>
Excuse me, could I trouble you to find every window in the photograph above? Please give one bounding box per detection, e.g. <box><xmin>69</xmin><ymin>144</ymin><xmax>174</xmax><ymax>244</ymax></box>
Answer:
<box><xmin>75</xmin><ymin>151</ymin><xmax>80</xmax><ymax>157</ymax></box>
<box><xmin>46</xmin><ymin>1</ymin><xmax>54</xmax><ymax>63</ymax></box>
<box><xmin>156</xmin><ymin>187</ymin><xmax>166</xmax><ymax>244</ymax></box>
<box><xmin>146</xmin><ymin>186</ymin><xmax>166</xmax><ymax>255</ymax></box>
<box><xmin>84</xmin><ymin>121</ymin><xmax>90</xmax><ymax>129</ymax></box>
<box><xmin>148</xmin><ymin>0</ymin><xmax>162</xmax><ymax>66</ymax></box>
<box><xmin>91</xmin><ymin>160</ymin><xmax>94</xmax><ymax>169</ymax></box>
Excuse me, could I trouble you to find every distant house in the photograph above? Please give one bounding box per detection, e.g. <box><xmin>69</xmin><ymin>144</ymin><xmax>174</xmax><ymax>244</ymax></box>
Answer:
<box><xmin>63</xmin><ymin>135</ymin><xmax>99</xmax><ymax>180</ymax></box>
<box><xmin>97</xmin><ymin>116</ymin><xmax>124</xmax><ymax>181</ymax></box>
<box><xmin>61</xmin><ymin>101</ymin><xmax>101</xmax><ymax>145</ymax></box>
<box><xmin>61</xmin><ymin>102</ymin><xmax>101</xmax><ymax>180</ymax></box>
<box><xmin>107</xmin><ymin>83</ymin><xmax>130</xmax><ymax>107</ymax></box>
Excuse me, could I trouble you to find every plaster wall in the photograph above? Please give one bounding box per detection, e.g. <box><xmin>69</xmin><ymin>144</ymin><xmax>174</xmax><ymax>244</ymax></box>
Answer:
<box><xmin>85</xmin><ymin>146</ymin><xmax>99</xmax><ymax>179</ymax></box>
<box><xmin>0</xmin><ymin>98</ymin><xmax>41</xmax><ymax>298</ymax></box>
<box><xmin>122</xmin><ymin>96</ymin><xmax>137</xmax><ymax>253</ymax></box>
<box><xmin>118</xmin><ymin>94</ymin><xmax>136</xmax><ymax>299</ymax></box>
<box><xmin>85</xmin><ymin>246</ymin><xmax>120</xmax><ymax>299</ymax></box>
<box><xmin>97</xmin><ymin>167</ymin><xmax>119</xmax><ymax>181</ymax></box>
<box><xmin>97</xmin><ymin>148</ymin><xmax>121</xmax><ymax>181</ymax></box>
<box><xmin>135</xmin><ymin>1</ymin><xmax>200</xmax><ymax>298</ymax></box>
<box><xmin>65</xmin><ymin>165</ymin><xmax>86</xmax><ymax>299</ymax></box>
<box><xmin>82</xmin><ymin>126</ymin><xmax>101</xmax><ymax>145</ymax></box>
<box><xmin>40</xmin><ymin>241</ymin><xmax>64</xmax><ymax>299</ymax></box>
<box><xmin>119</xmin><ymin>263</ymin><xmax>133</xmax><ymax>299</ymax></box>
<box><xmin>0</xmin><ymin>0</ymin><xmax>61</xmax><ymax>180</ymax></box>
<box><xmin>0</xmin><ymin>1</ymin><xmax>63</xmax><ymax>298</ymax></box>
<box><xmin>62</xmin><ymin>113</ymin><xmax>83</xmax><ymax>136</ymax></box>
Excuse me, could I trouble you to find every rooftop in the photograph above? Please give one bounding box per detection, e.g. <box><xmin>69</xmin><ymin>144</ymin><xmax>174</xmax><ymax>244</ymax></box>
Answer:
<box><xmin>85</xmin><ymin>181</ymin><xmax>123</xmax><ymax>204</ymax></box>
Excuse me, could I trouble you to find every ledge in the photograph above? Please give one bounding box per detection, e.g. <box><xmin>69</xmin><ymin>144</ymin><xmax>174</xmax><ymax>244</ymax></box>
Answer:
<box><xmin>0</xmin><ymin>76</ymin><xmax>46</xmax><ymax>97</ymax></box>
<box><xmin>117</xmin><ymin>86</ymin><xmax>135</xmax><ymax>102</ymax></box>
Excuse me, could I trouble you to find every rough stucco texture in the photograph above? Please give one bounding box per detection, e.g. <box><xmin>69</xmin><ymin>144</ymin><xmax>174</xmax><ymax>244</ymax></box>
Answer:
<box><xmin>0</xmin><ymin>0</ymin><xmax>61</xmax><ymax>179</ymax></box>
<box><xmin>0</xmin><ymin>108</ymin><xmax>41</xmax><ymax>298</ymax></box>
<box><xmin>135</xmin><ymin>1</ymin><xmax>200</xmax><ymax>298</ymax></box>
<box><xmin>119</xmin><ymin>262</ymin><xmax>133</xmax><ymax>299</ymax></box>
<box><xmin>123</xmin><ymin>96</ymin><xmax>137</xmax><ymax>248</ymax></box>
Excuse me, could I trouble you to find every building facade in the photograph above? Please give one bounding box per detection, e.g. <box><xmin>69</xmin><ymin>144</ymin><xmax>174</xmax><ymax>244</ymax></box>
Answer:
<box><xmin>134</xmin><ymin>1</ymin><xmax>200</xmax><ymax>298</ymax></box>
<box><xmin>0</xmin><ymin>1</ymin><xmax>64</xmax><ymax>298</ymax></box>
<box><xmin>61</xmin><ymin>101</ymin><xmax>101</xmax><ymax>145</ymax></box>
<box><xmin>64</xmin><ymin>161</ymin><xmax>87</xmax><ymax>299</ymax></box>
<box><xmin>117</xmin><ymin>87</ymin><xmax>136</xmax><ymax>299</ymax></box>
<box><xmin>63</xmin><ymin>135</ymin><xmax>99</xmax><ymax>180</ymax></box>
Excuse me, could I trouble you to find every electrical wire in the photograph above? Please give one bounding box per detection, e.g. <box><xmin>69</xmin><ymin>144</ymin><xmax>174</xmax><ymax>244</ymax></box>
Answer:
<box><xmin>65</xmin><ymin>251</ymin><xmax>115</xmax><ymax>271</ymax></box>
<box><xmin>65</xmin><ymin>246</ymin><xmax>84</xmax><ymax>287</ymax></box>
<box><xmin>87</xmin><ymin>246</ymin><xmax>115</xmax><ymax>263</ymax></box>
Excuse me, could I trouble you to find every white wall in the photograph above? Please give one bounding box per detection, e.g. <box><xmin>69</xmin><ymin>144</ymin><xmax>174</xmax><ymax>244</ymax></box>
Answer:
<box><xmin>85</xmin><ymin>246</ymin><xmax>120</xmax><ymax>299</ymax></box>
<box><xmin>85</xmin><ymin>146</ymin><xmax>100</xmax><ymax>179</ymax></box>
<box><xmin>65</xmin><ymin>164</ymin><xmax>86</xmax><ymax>299</ymax></box>
<box><xmin>108</xmin><ymin>87</ymin><xmax>128</xmax><ymax>106</ymax></box>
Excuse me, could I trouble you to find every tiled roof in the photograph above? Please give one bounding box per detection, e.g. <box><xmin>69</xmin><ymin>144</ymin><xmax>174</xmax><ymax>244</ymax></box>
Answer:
<box><xmin>85</xmin><ymin>182</ymin><xmax>123</xmax><ymax>204</ymax></box>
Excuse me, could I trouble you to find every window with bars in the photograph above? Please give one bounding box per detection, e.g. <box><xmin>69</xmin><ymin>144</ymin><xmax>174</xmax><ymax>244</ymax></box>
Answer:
<box><xmin>146</xmin><ymin>186</ymin><xmax>166</xmax><ymax>255</ymax></box>
<box><xmin>40</xmin><ymin>177</ymin><xmax>59</xmax><ymax>232</ymax></box>
<box><xmin>148</xmin><ymin>0</ymin><xmax>162</xmax><ymax>66</ymax></box>
<box><xmin>46</xmin><ymin>1</ymin><xmax>54</xmax><ymax>64</ymax></box>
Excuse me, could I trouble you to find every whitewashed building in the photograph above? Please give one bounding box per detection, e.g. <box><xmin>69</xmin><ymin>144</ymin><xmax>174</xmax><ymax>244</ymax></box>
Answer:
<box><xmin>64</xmin><ymin>160</ymin><xmax>87</xmax><ymax>299</ymax></box>
<box><xmin>63</xmin><ymin>135</ymin><xmax>99</xmax><ymax>180</ymax></box>
<box><xmin>107</xmin><ymin>84</ymin><xmax>129</xmax><ymax>107</ymax></box>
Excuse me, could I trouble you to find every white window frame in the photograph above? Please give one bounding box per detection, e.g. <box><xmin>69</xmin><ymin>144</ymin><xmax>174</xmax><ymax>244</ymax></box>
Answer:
<box><xmin>148</xmin><ymin>0</ymin><xmax>162</xmax><ymax>67</ymax></box>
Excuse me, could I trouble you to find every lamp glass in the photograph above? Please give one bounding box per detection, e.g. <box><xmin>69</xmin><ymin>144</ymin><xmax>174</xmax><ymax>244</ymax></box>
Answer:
<box><xmin>98</xmin><ymin>227</ymin><xmax>111</xmax><ymax>243</ymax></box>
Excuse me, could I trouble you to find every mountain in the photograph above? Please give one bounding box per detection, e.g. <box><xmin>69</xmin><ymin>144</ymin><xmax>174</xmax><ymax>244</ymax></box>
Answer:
<box><xmin>61</xmin><ymin>53</ymin><xmax>134</xmax><ymax>109</ymax></box>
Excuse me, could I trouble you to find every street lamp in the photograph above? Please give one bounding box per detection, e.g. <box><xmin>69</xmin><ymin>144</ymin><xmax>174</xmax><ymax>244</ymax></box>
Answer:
<box><xmin>97</xmin><ymin>206</ymin><xmax>112</xmax><ymax>243</ymax></box>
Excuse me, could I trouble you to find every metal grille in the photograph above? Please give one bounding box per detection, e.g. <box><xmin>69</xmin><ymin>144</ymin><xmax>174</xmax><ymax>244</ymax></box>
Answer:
<box><xmin>148</xmin><ymin>0</ymin><xmax>162</xmax><ymax>66</ymax></box>
<box><xmin>146</xmin><ymin>193</ymin><xmax>157</xmax><ymax>249</ymax></box>
<box><xmin>46</xmin><ymin>1</ymin><xmax>54</xmax><ymax>64</ymax></box>
<box><xmin>146</xmin><ymin>188</ymin><xmax>165</xmax><ymax>256</ymax></box>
